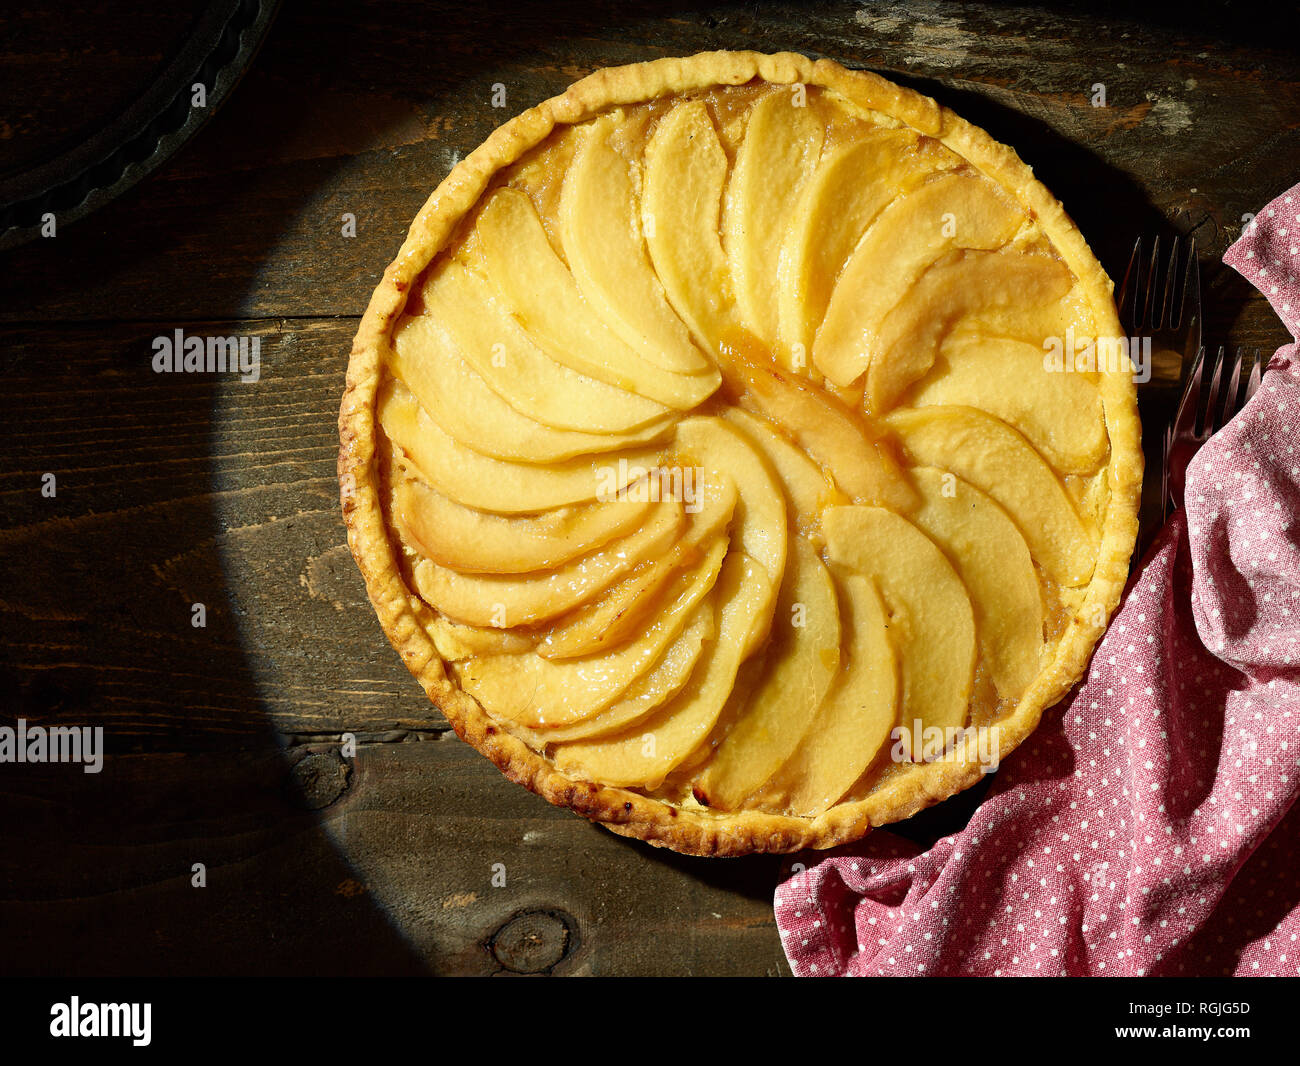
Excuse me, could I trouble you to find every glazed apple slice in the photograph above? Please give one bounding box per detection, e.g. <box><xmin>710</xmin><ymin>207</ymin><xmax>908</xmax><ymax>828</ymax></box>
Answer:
<box><xmin>722</xmin><ymin>89</ymin><xmax>826</xmax><ymax>352</ymax></box>
<box><xmin>455</xmin><ymin>537</ymin><xmax>730</xmax><ymax>729</ymax></box>
<box><xmin>721</xmin><ymin>408</ymin><xmax>839</xmax><ymax>529</ymax></box>
<box><xmin>886</xmin><ymin>405</ymin><xmax>1099</xmax><ymax>586</ymax></box>
<box><xmin>909</xmin><ymin>467</ymin><xmax>1045</xmax><ymax>700</ymax></box>
<box><xmin>378</xmin><ymin>378</ymin><xmax>664</xmax><ymax>513</ymax></box>
<box><xmin>674</xmin><ymin>416</ymin><xmax>787</xmax><ymax>589</ymax></box>
<box><xmin>777</xmin><ymin>130</ymin><xmax>956</xmax><ymax>360</ymax></box>
<box><xmin>760</xmin><ymin>573</ymin><xmax>899</xmax><ymax>816</ymax></box>
<box><xmin>535</xmin><ymin>415</ymin><xmax>785</xmax><ymax>660</ymax></box>
<box><xmin>535</xmin><ymin>470</ymin><xmax>740</xmax><ymax>659</ymax></box>
<box><xmin>537</xmin><ymin>558</ymin><xmax>683</xmax><ymax>661</ymax></box>
<box><xmin>559</xmin><ymin>112</ymin><xmax>710</xmax><ymax>375</ymax></box>
<box><xmin>908</xmin><ymin>329</ymin><xmax>1107</xmax><ymax>475</ymax></box>
<box><xmin>551</xmin><ymin>550</ymin><xmax>776</xmax><ymax>787</ymax></box>
<box><xmin>391</xmin><ymin>314</ymin><xmax>671</xmax><ymax>462</ymax></box>
<box><xmin>977</xmin><ymin>278</ymin><xmax>1098</xmax><ymax>349</ymax></box>
<box><xmin>823</xmin><ymin>506</ymin><xmax>976</xmax><ymax>761</ymax></box>
<box><xmin>393</xmin><ymin>476</ymin><xmax>653</xmax><ymax>575</ymax></box>
<box><xmin>409</xmin><ymin>494</ymin><xmax>686</xmax><ymax>627</ymax></box>
<box><xmin>693</xmin><ymin>537</ymin><xmax>841</xmax><ymax>810</ymax></box>
<box><xmin>642</xmin><ymin>100</ymin><xmax>735</xmax><ymax>352</ymax></box>
<box><xmin>425</xmin><ymin>612</ymin><xmax>537</xmax><ymax>660</ymax></box>
<box><xmin>865</xmin><ymin>248</ymin><xmax>1074</xmax><ymax>412</ymax></box>
<box><xmin>814</xmin><ymin>169</ymin><xmax>1027</xmax><ymax>388</ymax></box>
<box><xmin>475</xmin><ymin>188</ymin><xmax>720</xmax><ymax>409</ymax></box>
<box><xmin>523</xmin><ymin>598</ymin><xmax>716</xmax><ymax>745</ymax></box>
<box><xmin>722</xmin><ymin>344</ymin><xmax>917</xmax><ymax>513</ymax></box>
<box><xmin>419</xmin><ymin>261</ymin><xmax>672</xmax><ymax>434</ymax></box>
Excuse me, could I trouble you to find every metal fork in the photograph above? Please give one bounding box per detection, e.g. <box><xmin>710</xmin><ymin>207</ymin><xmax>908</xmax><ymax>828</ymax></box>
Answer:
<box><xmin>1117</xmin><ymin>234</ymin><xmax>1201</xmax><ymax>388</ymax></box>
<box><xmin>1162</xmin><ymin>346</ymin><xmax>1263</xmax><ymax>519</ymax></box>
<box><xmin>1118</xmin><ymin>236</ymin><xmax>1201</xmax><ymax>551</ymax></box>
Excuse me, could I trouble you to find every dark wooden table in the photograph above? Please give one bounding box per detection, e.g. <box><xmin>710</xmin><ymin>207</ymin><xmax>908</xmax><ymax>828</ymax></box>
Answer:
<box><xmin>1</xmin><ymin>0</ymin><xmax>1296</xmax><ymax>976</ymax></box>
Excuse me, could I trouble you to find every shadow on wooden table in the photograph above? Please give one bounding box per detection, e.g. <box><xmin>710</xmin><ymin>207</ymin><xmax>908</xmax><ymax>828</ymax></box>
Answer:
<box><xmin>0</xmin><ymin>2</ymin><xmax>445</xmax><ymax>975</ymax></box>
<box><xmin>0</xmin><ymin>324</ymin><xmax>431</xmax><ymax>973</ymax></box>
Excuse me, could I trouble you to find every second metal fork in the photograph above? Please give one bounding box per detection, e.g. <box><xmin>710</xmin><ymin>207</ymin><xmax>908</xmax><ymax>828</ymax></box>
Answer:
<box><xmin>1162</xmin><ymin>345</ymin><xmax>1263</xmax><ymax>520</ymax></box>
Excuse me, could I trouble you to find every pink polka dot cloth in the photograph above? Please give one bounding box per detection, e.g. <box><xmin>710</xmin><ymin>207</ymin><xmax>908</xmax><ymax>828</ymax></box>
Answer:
<box><xmin>774</xmin><ymin>182</ymin><xmax>1300</xmax><ymax>977</ymax></box>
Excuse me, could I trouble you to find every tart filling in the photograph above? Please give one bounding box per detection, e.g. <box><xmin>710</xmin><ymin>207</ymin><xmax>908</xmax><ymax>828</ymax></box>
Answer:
<box><xmin>340</xmin><ymin>52</ymin><xmax>1142</xmax><ymax>855</ymax></box>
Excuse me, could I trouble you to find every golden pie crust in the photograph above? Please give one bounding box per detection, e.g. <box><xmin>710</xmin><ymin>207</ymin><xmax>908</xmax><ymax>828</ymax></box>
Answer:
<box><xmin>339</xmin><ymin>51</ymin><xmax>1142</xmax><ymax>856</ymax></box>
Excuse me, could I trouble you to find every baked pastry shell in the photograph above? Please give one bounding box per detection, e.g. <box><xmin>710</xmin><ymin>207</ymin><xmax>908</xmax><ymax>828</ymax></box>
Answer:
<box><xmin>339</xmin><ymin>51</ymin><xmax>1143</xmax><ymax>856</ymax></box>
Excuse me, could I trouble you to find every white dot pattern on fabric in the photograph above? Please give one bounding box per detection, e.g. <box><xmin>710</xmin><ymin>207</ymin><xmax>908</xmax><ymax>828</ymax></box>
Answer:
<box><xmin>773</xmin><ymin>181</ymin><xmax>1300</xmax><ymax>978</ymax></box>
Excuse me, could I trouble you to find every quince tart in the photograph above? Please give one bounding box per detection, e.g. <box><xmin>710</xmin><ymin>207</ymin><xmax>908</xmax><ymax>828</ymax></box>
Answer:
<box><xmin>339</xmin><ymin>52</ymin><xmax>1142</xmax><ymax>856</ymax></box>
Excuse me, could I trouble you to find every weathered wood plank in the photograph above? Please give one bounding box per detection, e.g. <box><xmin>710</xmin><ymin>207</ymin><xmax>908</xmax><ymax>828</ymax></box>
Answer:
<box><xmin>0</xmin><ymin>317</ymin><xmax>428</xmax><ymax>742</ymax></box>
<box><xmin>0</xmin><ymin>740</ymin><xmax>790</xmax><ymax>976</ymax></box>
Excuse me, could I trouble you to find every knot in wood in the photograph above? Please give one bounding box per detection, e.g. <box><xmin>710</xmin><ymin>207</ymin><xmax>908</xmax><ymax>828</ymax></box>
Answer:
<box><xmin>490</xmin><ymin>909</ymin><xmax>574</xmax><ymax>974</ymax></box>
<box><xmin>287</xmin><ymin>748</ymin><xmax>350</xmax><ymax>810</ymax></box>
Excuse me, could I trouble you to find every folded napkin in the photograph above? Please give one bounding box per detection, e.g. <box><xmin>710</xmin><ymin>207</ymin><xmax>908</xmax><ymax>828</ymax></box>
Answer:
<box><xmin>775</xmin><ymin>182</ymin><xmax>1300</xmax><ymax>976</ymax></box>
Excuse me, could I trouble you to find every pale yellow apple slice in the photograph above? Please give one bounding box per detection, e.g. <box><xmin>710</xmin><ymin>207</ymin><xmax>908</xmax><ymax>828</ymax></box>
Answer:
<box><xmin>535</xmin><ymin>472</ymin><xmax>739</xmax><ymax>659</ymax></box>
<box><xmin>777</xmin><ymin>129</ymin><xmax>954</xmax><ymax>360</ymax></box>
<box><xmin>378</xmin><ymin>378</ymin><xmax>664</xmax><ymax>514</ymax></box>
<box><xmin>409</xmin><ymin>495</ymin><xmax>685</xmax><ymax>627</ymax></box>
<box><xmin>721</xmin><ymin>89</ymin><xmax>826</xmax><ymax>351</ymax></box>
<box><xmin>392</xmin><ymin>476</ymin><xmax>653</xmax><ymax>575</ymax></box>
<box><xmin>907</xmin><ymin>329</ymin><xmax>1107</xmax><ymax>475</ymax></box>
<box><xmin>551</xmin><ymin>551</ymin><xmax>776</xmax><ymax>787</ymax></box>
<box><xmin>761</xmin><ymin>574</ymin><xmax>899</xmax><ymax>816</ymax></box>
<box><xmin>674</xmin><ymin>416</ymin><xmax>787</xmax><ymax>586</ymax></box>
<box><xmin>455</xmin><ymin>537</ymin><xmax>730</xmax><ymax>729</ymax></box>
<box><xmin>559</xmin><ymin>113</ymin><xmax>709</xmax><ymax>375</ymax></box>
<box><xmin>642</xmin><ymin>100</ymin><xmax>735</xmax><ymax>352</ymax></box>
<box><xmin>886</xmin><ymin>405</ymin><xmax>1098</xmax><ymax>586</ymax></box>
<box><xmin>722</xmin><ymin>346</ymin><xmax>917</xmax><ymax>513</ymax></box>
<box><xmin>721</xmin><ymin>408</ymin><xmax>840</xmax><ymax>528</ymax></box>
<box><xmin>391</xmin><ymin>314</ymin><xmax>671</xmax><ymax>462</ymax></box>
<box><xmin>693</xmin><ymin>537</ymin><xmax>841</xmax><ymax>810</ymax></box>
<box><xmin>419</xmin><ymin>260</ymin><xmax>671</xmax><ymax>434</ymax></box>
<box><xmin>823</xmin><ymin>506</ymin><xmax>976</xmax><ymax>761</ymax></box>
<box><xmin>813</xmin><ymin>168</ymin><xmax>1026</xmax><ymax>388</ymax></box>
<box><xmin>475</xmin><ymin>188</ymin><xmax>720</xmax><ymax>409</ymax></box>
<box><xmin>865</xmin><ymin>248</ymin><xmax>1074</xmax><ymax>412</ymax></box>
<box><xmin>536</xmin><ymin>558</ymin><xmax>682</xmax><ymax>661</ymax></box>
<box><xmin>909</xmin><ymin>467</ymin><xmax>1045</xmax><ymax>700</ymax></box>
<box><xmin>976</xmin><ymin>278</ymin><xmax>1097</xmax><ymax>349</ymax></box>
<box><xmin>523</xmin><ymin>598</ymin><xmax>716</xmax><ymax>745</ymax></box>
<box><xmin>427</xmin><ymin>615</ymin><xmax>536</xmax><ymax>662</ymax></box>
<box><xmin>661</xmin><ymin>656</ymin><xmax>766</xmax><ymax>782</ymax></box>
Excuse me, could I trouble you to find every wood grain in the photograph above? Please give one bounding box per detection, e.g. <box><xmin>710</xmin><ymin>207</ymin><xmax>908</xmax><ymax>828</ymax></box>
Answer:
<box><xmin>0</xmin><ymin>0</ymin><xmax>1296</xmax><ymax>976</ymax></box>
<box><xmin>0</xmin><ymin>740</ymin><xmax>789</xmax><ymax>975</ymax></box>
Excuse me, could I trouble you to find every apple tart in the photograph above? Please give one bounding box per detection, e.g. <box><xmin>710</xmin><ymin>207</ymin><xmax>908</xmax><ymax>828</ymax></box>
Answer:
<box><xmin>339</xmin><ymin>51</ymin><xmax>1142</xmax><ymax>856</ymax></box>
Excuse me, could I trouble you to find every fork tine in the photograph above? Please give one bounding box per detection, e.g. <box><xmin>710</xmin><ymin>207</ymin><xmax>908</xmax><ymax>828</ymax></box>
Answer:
<box><xmin>1159</xmin><ymin>235</ymin><xmax>1181</xmax><ymax>331</ymax></box>
<box><xmin>1118</xmin><ymin>236</ymin><xmax>1144</xmax><ymax>330</ymax></box>
<box><xmin>1214</xmin><ymin>346</ymin><xmax>1245</xmax><ymax>433</ymax></box>
<box><xmin>1172</xmin><ymin>344</ymin><xmax>1207</xmax><ymax>441</ymax></box>
<box><xmin>1186</xmin><ymin>248</ymin><xmax>1201</xmax><ymax>348</ymax></box>
<box><xmin>1245</xmin><ymin>350</ymin><xmax>1263</xmax><ymax>402</ymax></box>
<box><xmin>1175</xmin><ymin>237</ymin><xmax>1197</xmax><ymax>331</ymax></box>
<box><xmin>1142</xmin><ymin>235</ymin><xmax>1162</xmax><ymax>329</ymax></box>
<box><xmin>1200</xmin><ymin>345</ymin><xmax>1228</xmax><ymax>437</ymax></box>
<box><xmin>1161</xmin><ymin>421</ymin><xmax>1174</xmax><ymax>522</ymax></box>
